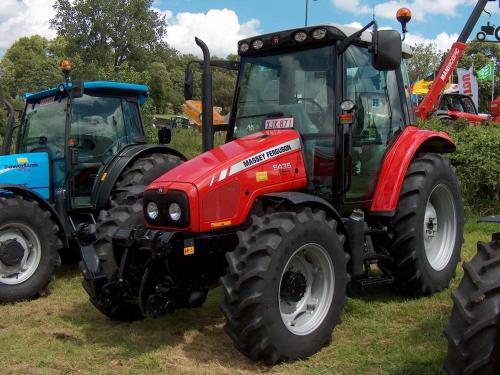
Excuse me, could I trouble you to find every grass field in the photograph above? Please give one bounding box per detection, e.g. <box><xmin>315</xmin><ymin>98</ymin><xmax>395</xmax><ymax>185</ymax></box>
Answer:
<box><xmin>0</xmin><ymin>129</ymin><xmax>497</xmax><ymax>375</ymax></box>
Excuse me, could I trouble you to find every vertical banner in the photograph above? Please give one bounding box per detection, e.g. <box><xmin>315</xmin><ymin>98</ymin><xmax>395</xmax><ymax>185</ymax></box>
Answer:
<box><xmin>458</xmin><ymin>67</ymin><xmax>479</xmax><ymax>109</ymax></box>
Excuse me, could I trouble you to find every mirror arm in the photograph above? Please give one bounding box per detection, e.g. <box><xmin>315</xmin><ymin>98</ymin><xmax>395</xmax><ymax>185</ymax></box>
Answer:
<box><xmin>338</xmin><ymin>20</ymin><xmax>376</xmax><ymax>55</ymax></box>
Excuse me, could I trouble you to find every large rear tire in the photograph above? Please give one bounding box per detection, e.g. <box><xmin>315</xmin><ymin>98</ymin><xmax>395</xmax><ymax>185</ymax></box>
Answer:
<box><xmin>444</xmin><ymin>234</ymin><xmax>500</xmax><ymax>375</ymax></box>
<box><xmin>386</xmin><ymin>153</ymin><xmax>464</xmax><ymax>296</ymax></box>
<box><xmin>0</xmin><ymin>196</ymin><xmax>62</xmax><ymax>302</ymax></box>
<box><xmin>219</xmin><ymin>207</ymin><xmax>348</xmax><ymax>364</ymax></box>
<box><xmin>81</xmin><ymin>153</ymin><xmax>182</xmax><ymax>321</ymax></box>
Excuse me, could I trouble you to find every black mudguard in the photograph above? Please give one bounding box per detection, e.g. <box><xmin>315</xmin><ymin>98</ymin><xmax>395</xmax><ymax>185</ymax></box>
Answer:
<box><xmin>93</xmin><ymin>144</ymin><xmax>187</xmax><ymax>210</ymax></box>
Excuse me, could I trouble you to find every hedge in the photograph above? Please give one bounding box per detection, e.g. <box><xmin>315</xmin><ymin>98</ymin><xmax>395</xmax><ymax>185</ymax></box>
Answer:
<box><xmin>422</xmin><ymin>118</ymin><xmax>500</xmax><ymax>214</ymax></box>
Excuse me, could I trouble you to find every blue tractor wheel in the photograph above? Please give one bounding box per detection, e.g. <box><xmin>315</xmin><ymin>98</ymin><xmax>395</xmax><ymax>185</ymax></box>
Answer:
<box><xmin>0</xmin><ymin>196</ymin><xmax>62</xmax><ymax>301</ymax></box>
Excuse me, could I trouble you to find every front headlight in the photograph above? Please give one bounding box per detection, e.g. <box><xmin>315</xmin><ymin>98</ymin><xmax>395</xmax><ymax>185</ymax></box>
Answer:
<box><xmin>146</xmin><ymin>202</ymin><xmax>159</xmax><ymax>220</ymax></box>
<box><xmin>169</xmin><ymin>202</ymin><xmax>182</xmax><ymax>221</ymax></box>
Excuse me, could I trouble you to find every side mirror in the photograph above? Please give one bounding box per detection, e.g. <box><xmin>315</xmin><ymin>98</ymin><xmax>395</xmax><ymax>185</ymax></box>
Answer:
<box><xmin>184</xmin><ymin>67</ymin><xmax>194</xmax><ymax>101</ymax></box>
<box><xmin>71</xmin><ymin>80</ymin><xmax>84</xmax><ymax>98</ymax></box>
<box><xmin>158</xmin><ymin>127</ymin><xmax>172</xmax><ymax>144</ymax></box>
<box><xmin>372</xmin><ymin>30</ymin><xmax>402</xmax><ymax>71</ymax></box>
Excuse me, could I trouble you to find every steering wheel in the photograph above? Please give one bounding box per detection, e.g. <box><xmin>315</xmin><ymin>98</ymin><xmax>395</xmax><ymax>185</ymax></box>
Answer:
<box><xmin>295</xmin><ymin>98</ymin><xmax>326</xmax><ymax>128</ymax></box>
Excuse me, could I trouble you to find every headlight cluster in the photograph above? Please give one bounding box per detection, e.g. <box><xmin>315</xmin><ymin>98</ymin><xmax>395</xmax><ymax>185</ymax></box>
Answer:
<box><xmin>239</xmin><ymin>27</ymin><xmax>330</xmax><ymax>55</ymax></box>
<box><xmin>143</xmin><ymin>189</ymin><xmax>190</xmax><ymax>227</ymax></box>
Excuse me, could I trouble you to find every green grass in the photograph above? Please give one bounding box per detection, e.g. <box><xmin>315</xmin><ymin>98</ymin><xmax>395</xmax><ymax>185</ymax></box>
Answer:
<box><xmin>0</xmin><ymin>220</ymin><xmax>496</xmax><ymax>375</ymax></box>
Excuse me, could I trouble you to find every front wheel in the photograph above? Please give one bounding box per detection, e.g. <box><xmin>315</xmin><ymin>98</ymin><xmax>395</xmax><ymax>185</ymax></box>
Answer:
<box><xmin>0</xmin><ymin>196</ymin><xmax>62</xmax><ymax>302</ymax></box>
<box><xmin>219</xmin><ymin>207</ymin><xmax>348</xmax><ymax>364</ymax></box>
<box><xmin>386</xmin><ymin>153</ymin><xmax>464</xmax><ymax>296</ymax></box>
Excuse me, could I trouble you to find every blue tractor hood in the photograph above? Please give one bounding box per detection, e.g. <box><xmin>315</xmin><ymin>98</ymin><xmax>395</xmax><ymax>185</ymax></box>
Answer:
<box><xmin>24</xmin><ymin>81</ymin><xmax>149</xmax><ymax>105</ymax></box>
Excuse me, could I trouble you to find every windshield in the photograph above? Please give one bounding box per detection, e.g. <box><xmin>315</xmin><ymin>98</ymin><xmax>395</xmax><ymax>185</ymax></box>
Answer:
<box><xmin>19</xmin><ymin>96</ymin><xmax>67</xmax><ymax>157</ymax></box>
<box><xmin>232</xmin><ymin>45</ymin><xmax>335</xmax><ymax>138</ymax></box>
<box><xmin>71</xmin><ymin>94</ymin><xmax>143</xmax><ymax>164</ymax></box>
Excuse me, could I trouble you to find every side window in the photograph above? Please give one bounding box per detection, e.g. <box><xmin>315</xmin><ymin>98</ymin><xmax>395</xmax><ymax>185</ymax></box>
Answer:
<box><xmin>461</xmin><ymin>97</ymin><xmax>476</xmax><ymax>114</ymax></box>
<box><xmin>344</xmin><ymin>45</ymin><xmax>404</xmax><ymax>201</ymax></box>
<box><xmin>122</xmin><ymin>100</ymin><xmax>143</xmax><ymax>138</ymax></box>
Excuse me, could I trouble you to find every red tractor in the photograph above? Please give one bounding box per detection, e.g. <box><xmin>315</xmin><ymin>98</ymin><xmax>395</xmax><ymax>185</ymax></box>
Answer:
<box><xmin>80</xmin><ymin>13</ymin><xmax>464</xmax><ymax>364</ymax></box>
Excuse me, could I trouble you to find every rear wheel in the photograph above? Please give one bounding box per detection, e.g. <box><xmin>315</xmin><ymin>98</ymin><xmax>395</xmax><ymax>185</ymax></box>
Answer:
<box><xmin>0</xmin><ymin>196</ymin><xmax>62</xmax><ymax>302</ymax></box>
<box><xmin>81</xmin><ymin>153</ymin><xmax>182</xmax><ymax>321</ymax></box>
<box><xmin>444</xmin><ymin>234</ymin><xmax>500</xmax><ymax>375</ymax></box>
<box><xmin>220</xmin><ymin>207</ymin><xmax>348</xmax><ymax>364</ymax></box>
<box><xmin>386</xmin><ymin>153</ymin><xmax>463</xmax><ymax>296</ymax></box>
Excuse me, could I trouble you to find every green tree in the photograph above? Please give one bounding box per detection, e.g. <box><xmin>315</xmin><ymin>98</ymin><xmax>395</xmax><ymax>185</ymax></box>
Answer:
<box><xmin>51</xmin><ymin>0</ymin><xmax>170</xmax><ymax>71</ymax></box>
<box><xmin>406</xmin><ymin>43</ymin><xmax>443</xmax><ymax>83</ymax></box>
<box><xmin>0</xmin><ymin>35</ymin><xmax>63</xmax><ymax>98</ymax></box>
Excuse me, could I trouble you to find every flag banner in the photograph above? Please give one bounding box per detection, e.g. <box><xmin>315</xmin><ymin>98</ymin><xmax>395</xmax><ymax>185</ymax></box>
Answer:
<box><xmin>412</xmin><ymin>79</ymin><xmax>433</xmax><ymax>95</ymax></box>
<box><xmin>477</xmin><ymin>62</ymin><xmax>494</xmax><ymax>81</ymax></box>
<box><xmin>458</xmin><ymin>67</ymin><xmax>479</xmax><ymax>109</ymax></box>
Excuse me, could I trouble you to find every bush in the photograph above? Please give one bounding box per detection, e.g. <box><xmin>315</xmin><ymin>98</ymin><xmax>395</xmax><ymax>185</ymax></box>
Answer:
<box><xmin>422</xmin><ymin>118</ymin><xmax>500</xmax><ymax>214</ymax></box>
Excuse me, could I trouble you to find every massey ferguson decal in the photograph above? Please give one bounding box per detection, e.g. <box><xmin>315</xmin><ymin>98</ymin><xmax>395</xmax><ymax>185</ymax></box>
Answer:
<box><xmin>229</xmin><ymin>138</ymin><xmax>301</xmax><ymax>176</ymax></box>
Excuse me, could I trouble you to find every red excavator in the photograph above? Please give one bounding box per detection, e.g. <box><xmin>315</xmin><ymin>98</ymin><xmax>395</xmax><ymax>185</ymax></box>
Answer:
<box><xmin>416</xmin><ymin>0</ymin><xmax>492</xmax><ymax>124</ymax></box>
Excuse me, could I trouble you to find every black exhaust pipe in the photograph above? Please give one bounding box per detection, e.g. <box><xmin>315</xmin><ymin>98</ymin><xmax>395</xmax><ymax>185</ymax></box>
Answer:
<box><xmin>1</xmin><ymin>99</ymin><xmax>15</xmax><ymax>155</ymax></box>
<box><xmin>195</xmin><ymin>37</ymin><xmax>214</xmax><ymax>152</ymax></box>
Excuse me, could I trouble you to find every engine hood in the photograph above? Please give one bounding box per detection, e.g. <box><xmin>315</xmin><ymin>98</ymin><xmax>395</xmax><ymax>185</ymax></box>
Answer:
<box><xmin>151</xmin><ymin>130</ymin><xmax>301</xmax><ymax>187</ymax></box>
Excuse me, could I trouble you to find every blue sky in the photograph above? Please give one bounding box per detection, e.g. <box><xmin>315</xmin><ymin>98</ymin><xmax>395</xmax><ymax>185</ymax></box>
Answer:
<box><xmin>155</xmin><ymin>0</ymin><xmax>500</xmax><ymax>56</ymax></box>
<box><xmin>0</xmin><ymin>0</ymin><xmax>499</xmax><ymax>57</ymax></box>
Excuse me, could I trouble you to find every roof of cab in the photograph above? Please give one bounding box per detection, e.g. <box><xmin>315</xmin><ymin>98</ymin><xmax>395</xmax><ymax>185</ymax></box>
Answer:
<box><xmin>238</xmin><ymin>23</ymin><xmax>413</xmax><ymax>57</ymax></box>
<box><xmin>24</xmin><ymin>81</ymin><xmax>149</xmax><ymax>104</ymax></box>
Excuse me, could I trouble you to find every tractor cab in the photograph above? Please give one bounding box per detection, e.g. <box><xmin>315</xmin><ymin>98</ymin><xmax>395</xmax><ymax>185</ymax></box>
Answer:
<box><xmin>12</xmin><ymin>81</ymin><xmax>149</xmax><ymax>209</ymax></box>
<box><xmin>227</xmin><ymin>24</ymin><xmax>415</xmax><ymax>208</ymax></box>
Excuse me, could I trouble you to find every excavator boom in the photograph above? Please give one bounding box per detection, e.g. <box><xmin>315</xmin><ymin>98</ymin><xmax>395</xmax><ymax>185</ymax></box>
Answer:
<box><xmin>416</xmin><ymin>0</ymin><xmax>490</xmax><ymax>120</ymax></box>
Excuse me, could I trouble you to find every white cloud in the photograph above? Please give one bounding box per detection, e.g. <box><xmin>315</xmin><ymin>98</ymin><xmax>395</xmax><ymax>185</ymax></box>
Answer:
<box><xmin>343</xmin><ymin>22</ymin><xmax>364</xmax><ymax>29</ymax></box>
<box><xmin>405</xmin><ymin>31</ymin><xmax>459</xmax><ymax>51</ymax></box>
<box><xmin>342</xmin><ymin>20</ymin><xmax>457</xmax><ymax>52</ymax></box>
<box><xmin>332</xmin><ymin>0</ymin><xmax>472</xmax><ymax>21</ymax></box>
<box><xmin>164</xmin><ymin>8</ymin><xmax>260</xmax><ymax>57</ymax></box>
<box><xmin>0</xmin><ymin>0</ymin><xmax>56</xmax><ymax>49</ymax></box>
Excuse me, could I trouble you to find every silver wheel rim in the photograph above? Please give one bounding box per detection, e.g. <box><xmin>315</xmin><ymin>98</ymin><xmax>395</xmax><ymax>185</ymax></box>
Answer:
<box><xmin>0</xmin><ymin>223</ymin><xmax>42</xmax><ymax>284</ymax></box>
<box><xmin>279</xmin><ymin>243</ymin><xmax>334</xmax><ymax>336</ymax></box>
<box><xmin>423</xmin><ymin>184</ymin><xmax>457</xmax><ymax>271</ymax></box>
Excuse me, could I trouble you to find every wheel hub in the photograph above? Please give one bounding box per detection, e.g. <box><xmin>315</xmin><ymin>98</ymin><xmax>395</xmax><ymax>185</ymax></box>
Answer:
<box><xmin>423</xmin><ymin>184</ymin><xmax>458</xmax><ymax>272</ymax></box>
<box><xmin>0</xmin><ymin>239</ymin><xmax>25</xmax><ymax>267</ymax></box>
<box><xmin>280</xmin><ymin>270</ymin><xmax>307</xmax><ymax>302</ymax></box>
<box><xmin>424</xmin><ymin>202</ymin><xmax>438</xmax><ymax>241</ymax></box>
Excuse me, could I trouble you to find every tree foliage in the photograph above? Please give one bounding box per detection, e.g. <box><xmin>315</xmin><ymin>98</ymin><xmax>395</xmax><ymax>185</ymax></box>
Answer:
<box><xmin>406</xmin><ymin>43</ymin><xmax>444</xmax><ymax>83</ymax></box>
<box><xmin>0</xmin><ymin>35</ymin><xmax>62</xmax><ymax>98</ymax></box>
<box><xmin>51</xmin><ymin>0</ymin><xmax>170</xmax><ymax>70</ymax></box>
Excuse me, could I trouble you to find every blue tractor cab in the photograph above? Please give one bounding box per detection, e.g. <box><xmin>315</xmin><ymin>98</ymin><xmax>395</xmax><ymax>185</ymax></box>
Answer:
<box><xmin>0</xmin><ymin>74</ymin><xmax>186</xmax><ymax>302</ymax></box>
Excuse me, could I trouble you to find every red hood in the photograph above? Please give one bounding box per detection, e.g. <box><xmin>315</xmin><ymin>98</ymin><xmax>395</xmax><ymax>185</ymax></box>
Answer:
<box><xmin>151</xmin><ymin>130</ymin><xmax>301</xmax><ymax>187</ymax></box>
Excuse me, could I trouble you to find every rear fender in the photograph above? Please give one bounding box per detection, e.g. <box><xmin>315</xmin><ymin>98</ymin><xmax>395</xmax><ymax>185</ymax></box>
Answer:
<box><xmin>0</xmin><ymin>184</ymin><xmax>70</xmax><ymax>247</ymax></box>
<box><xmin>370</xmin><ymin>126</ymin><xmax>456</xmax><ymax>214</ymax></box>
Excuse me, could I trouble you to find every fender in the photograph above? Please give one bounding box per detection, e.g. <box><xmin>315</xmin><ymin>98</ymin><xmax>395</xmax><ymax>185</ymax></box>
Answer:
<box><xmin>0</xmin><ymin>184</ymin><xmax>70</xmax><ymax>247</ymax></box>
<box><xmin>93</xmin><ymin>144</ymin><xmax>187</xmax><ymax>210</ymax></box>
<box><xmin>370</xmin><ymin>125</ymin><xmax>456</xmax><ymax>214</ymax></box>
<box><xmin>262</xmin><ymin>191</ymin><xmax>346</xmax><ymax>235</ymax></box>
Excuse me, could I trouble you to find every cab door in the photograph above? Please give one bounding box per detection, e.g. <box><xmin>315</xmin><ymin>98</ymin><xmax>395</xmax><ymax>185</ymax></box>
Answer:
<box><xmin>342</xmin><ymin>45</ymin><xmax>406</xmax><ymax>207</ymax></box>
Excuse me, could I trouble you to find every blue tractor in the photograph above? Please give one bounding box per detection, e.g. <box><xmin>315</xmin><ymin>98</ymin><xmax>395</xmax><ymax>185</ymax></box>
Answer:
<box><xmin>0</xmin><ymin>76</ymin><xmax>186</xmax><ymax>302</ymax></box>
